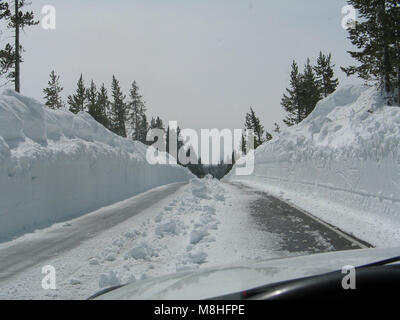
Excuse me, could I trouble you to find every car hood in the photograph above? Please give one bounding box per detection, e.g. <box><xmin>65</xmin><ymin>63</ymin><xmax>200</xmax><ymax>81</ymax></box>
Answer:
<box><xmin>94</xmin><ymin>247</ymin><xmax>400</xmax><ymax>300</ymax></box>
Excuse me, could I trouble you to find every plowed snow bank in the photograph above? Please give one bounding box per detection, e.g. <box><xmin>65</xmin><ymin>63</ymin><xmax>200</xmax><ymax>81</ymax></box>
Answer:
<box><xmin>225</xmin><ymin>84</ymin><xmax>400</xmax><ymax>247</ymax></box>
<box><xmin>0</xmin><ymin>90</ymin><xmax>192</xmax><ymax>241</ymax></box>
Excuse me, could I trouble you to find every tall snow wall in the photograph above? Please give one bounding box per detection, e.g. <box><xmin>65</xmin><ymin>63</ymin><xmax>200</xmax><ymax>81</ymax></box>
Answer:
<box><xmin>0</xmin><ymin>90</ymin><xmax>192</xmax><ymax>242</ymax></box>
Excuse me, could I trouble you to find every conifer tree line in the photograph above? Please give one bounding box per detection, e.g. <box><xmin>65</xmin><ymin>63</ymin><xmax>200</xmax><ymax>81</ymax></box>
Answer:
<box><xmin>42</xmin><ymin>71</ymin><xmax>165</xmax><ymax>145</ymax></box>
<box><xmin>224</xmin><ymin>52</ymin><xmax>339</xmax><ymax>176</ymax></box>
<box><xmin>227</xmin><ymin>51</ymin><xmax>340</xmax><ymax>178</ymax></box>
<box><xmin>281</xmin><ymin>52</ymin><xmax>339</xmax><ymax>127</ymax></box>
<box><xmin>238</xmin><ymin>52</ymin><xmax>338</xmax><ymax>155</ymax></box>
<box><xmin>42</xmin><ymin>70</ymin><xmax>217</xmax><ymax>177</ymax></box>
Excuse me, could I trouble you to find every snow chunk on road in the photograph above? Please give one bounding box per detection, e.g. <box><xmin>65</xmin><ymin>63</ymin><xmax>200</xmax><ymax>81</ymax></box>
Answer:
<box><xmin>186</xmin><ymin>250</ymin><xmax>208</xmax><ymax>264</ymax></box>
<box><xmin>190</xmin><ymin>228</ymin><xmax>209</xmax><ymax>244</ymax></box>
<box><xmin>124</xmin><ymin>242</ymin><xmax>159</xmax><ymax>260</ymax></box>
<box><xmin>99</xmin><ymin>271</ymin><xmax>121</xmax><ymax>289</ymax></box>
<box><xmin>69</xmin><ymin>279</ymin><xmax>81</xmax><ymax>286</ymax></box>
<box><xmin>155</xmin><ymin>220</ymin><xmax>182</xmax><ymax>237</ymax></box>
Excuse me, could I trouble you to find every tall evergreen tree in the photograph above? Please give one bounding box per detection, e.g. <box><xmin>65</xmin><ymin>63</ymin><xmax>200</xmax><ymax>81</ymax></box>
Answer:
<box><xmin>387</xmin><ymin>1</ymin><xmax>400</xmax><ymax>104</ymax></box>
<box><xmin>314</xmin><ymin>52</ymin><xmax>339</xmax><ymax>98</ymax></box>
<box><xmin>109</xmin><ymin>75</ymin><xmax>127</xmax><ymax>137</ymax></box>
<box><xmin>166</xmin><ymin>126</ymin><xmax>184</xmax><ymax>158</ymax></box>
<box><xmin>281</xmin><ymin>58</ymin><xmax>324</xmax><ymax>126</ymax></box>
<box><xmin>301</xmin><ymin>58</ymin><xmax>321</xmax><ymax>117</ymax></box>
<box><xmin>96</xmin><ymin>83</ymin><xmax>111</xmax><ymax>129</ymax></box>
<box><xmin>244</xmin><ymin>107</ymin><xmax>265</xmax><ymax>149</ymax></box>
<box><xmin>67</xmin><ymin>74</ymin><xmax>86</xmax><ymax>114</ymax></box>
<box><xmin>281</xmin><ymin>61</ymin><xmax>304</xmax><ymax>126</ymax></box>
<box><xmin>341</xmin><ymin>0</ymin><xmax>398</xmax><ymax>102</ymax></box>
<box><xmin>128</xmin><ymin>81</ymin><xmax>148</xmax><ymax>142</ymax></box>
<box><xmin>148</xmin><ymin>116</ymin><xmax>164</xmax><ymax>146</ymax></box>
<box><xmin>139</xmin><ymin>113</ymin><xmax>149</xmax><ymax>144</ymax></box>
<box><xmin>43</xmin><ymin>70</ymin><xmax>64</xmax><ymax>110</ymax></box>
<box><xmin>86</xmin><ymin>80</ymin><xmax>98</xmax><ymax>118</ymax></box>
<box><xmin>0</xmin><ymin>0</ymin><xmax>39</xmax><ymax>92</ymax></box>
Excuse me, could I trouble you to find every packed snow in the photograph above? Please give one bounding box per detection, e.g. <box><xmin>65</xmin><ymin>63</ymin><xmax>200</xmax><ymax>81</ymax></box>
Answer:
<box><xmin>0</xmin><ymin>89</ymin><xmax>192</xmax><ymax>242</ymax></box>
<box><xmin>225</xmin><ymin>84</ymin><xmax>400</xmax><ymax>247</ymax></box>
<box><xmin>0</xmin><ymin>176</ymin><xmax>283</xmax><ymax>300</ymax></box>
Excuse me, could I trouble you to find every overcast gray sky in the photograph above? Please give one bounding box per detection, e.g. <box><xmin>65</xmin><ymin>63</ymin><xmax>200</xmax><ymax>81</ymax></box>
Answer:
<box><xmin>8</xmin><ymin>0</ymin><xmax>359</xmax><ymax>132</ymax></box>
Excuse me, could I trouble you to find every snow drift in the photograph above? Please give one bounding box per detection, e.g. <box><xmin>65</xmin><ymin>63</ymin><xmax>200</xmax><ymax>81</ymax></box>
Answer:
<box><xmin>225</xmin><ymin>84</ymin><xmax>400</xmax><ymax>247</ymax></box>
<box><xmin>0</xmin><ymin>90</ymin><xmax>192</xmax><ymax>242</ymax></box>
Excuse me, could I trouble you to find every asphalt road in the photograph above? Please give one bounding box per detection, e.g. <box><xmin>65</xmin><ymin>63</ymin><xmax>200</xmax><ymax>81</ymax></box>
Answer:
<box><xmin>0</xmin><ymin>182</ymin><xmax>187</xmax><ymax>282</ymax></box>
<box><xmin>0</xmin><ymin>180</ymin><xmax>372</xmax><ymax>285</ymax></box>
<box><xmin>229</xmin><ymin>182</ymin><xmax>372</xmax><ymax>254</ymax></box>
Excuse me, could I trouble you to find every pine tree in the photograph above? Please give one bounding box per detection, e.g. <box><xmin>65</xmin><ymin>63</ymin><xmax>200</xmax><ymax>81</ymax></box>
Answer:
<box><xmin>0</xmin><ymin>0</ymin><xmax>39</xmax><ymax>92</ymax></box>
<box><xmin>86</xmin><ymin>80</ymin><xmax>98</xmax><ymax>118</ymax></box>
<box><xmin>281</xmin><ymin>61</ymin><xmax>304</xmax><ymax>126</ymax></box>
<box><xmin>43</xmin><ymin>70</ymin><xmax>64</xmax><ymax>110</ymax></box>
<box><xmin>341</xmin><ymin>0</ymin><xmax>398</xmax><ymax>102</ymax></box>
<box><xmin>68</xmin><ymin>74</ymin><xmax>86</xmax><ymax>114</ymax></box>
<box><xmin>281</xmin><ymin>58</ymin><xmax>323</xmax><ymax>126</ymax></box>
<box><xmin>150</xmin><ymin>117</ymin><xmax>157</xmax><ymax>129</ymax></box>
<box><xmin>301</xmin><ymin>58</ymin><xmax>321</xmax><ymax>117</ymax></box>
<box><xmin>148</xmin><ymin>116</ymin><xmax>164</xmax><ymax>146</ymax></box>
<box><xmin>96</xmin><ymin>83</ymin><xmax>111</xmax><ymax>129</ymax></box>
<box><xmin>387</xmin><ymin>1</ymin><xmax>400</xmax><ymax>104</ymax></box>
<box><xmin>314</xmin><ymin>52</ymin><xmax>339</xmax><ymax>98</ymax></box>
<box><xmin>0</xmin><ymin>44</ymin><xmax>14</xmax><ymax>85</ymax></box>
<box><xmin>150</xmin><ymin>116</ymin><xmax>164</xmax><ymax>130</ymax></box>
<box><xmin>166</xmin><ymin>126</ymin><xmax>184</xmax><ymax>158</ymax></box>
<box><xmin>139</xmin><ymin>113</ymin><xmax>149</xmax><ymax>144</ymax></box>
<box><xmin>244</xmin><ymin>107</ymin><xmax>265</xmax><ymax>149</ymax></box>
<box><xmin>128</xmin><ymin>81</ymin><xmax>148</xmax><ymax>142</ymax></box>
<box><xmin>273</xmin><ymin>123</ymin><xmax>281</xmax><ymax>134</ymax></box>
<box><xmin>109</xmin><ymin>75</ymin><xmax>127</xmax><ymax>137</ymax></box>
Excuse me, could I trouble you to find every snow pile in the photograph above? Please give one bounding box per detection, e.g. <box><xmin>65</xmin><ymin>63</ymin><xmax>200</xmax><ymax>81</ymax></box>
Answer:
<box><xmin>225</xmin><ymin>84</ymin><xmax>400</xmax><ymax>247</ymax></box>
<box><xmin>0</xmin><ymin>90</ymin><xmax>192</xmax><ymax>242</ymax></box>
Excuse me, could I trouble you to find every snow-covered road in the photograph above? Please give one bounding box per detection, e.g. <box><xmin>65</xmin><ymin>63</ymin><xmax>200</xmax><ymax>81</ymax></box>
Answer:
<box><xmin>0</xmin><ymin>177</ymin><xmax>369</xmax><ymax>300</ymax></box>
<box><xmin>0</xmin><ymin>182</ymin><xmax>186</xmax><ymax>282</ymax></box>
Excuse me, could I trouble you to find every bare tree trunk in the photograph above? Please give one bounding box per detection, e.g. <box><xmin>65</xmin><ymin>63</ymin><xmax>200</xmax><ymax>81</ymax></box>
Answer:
<box><xmin>397</xmin><ymin>40</ymin><xmax>400</xmax><ymax>106</ymax></box>
<box><xmin>397</xmin><ymin>65</ymin><xmax>400</xmax><ymax>106</ymax></box>
<box><xmin>15</xmin><ymin>0</ymin><xmax>20</xmax><ymax>93</ymax></box>
<box><xmin>379</xmin><ymin>0</ymin><xmax>392</xmax><ymax>99</ymax></box>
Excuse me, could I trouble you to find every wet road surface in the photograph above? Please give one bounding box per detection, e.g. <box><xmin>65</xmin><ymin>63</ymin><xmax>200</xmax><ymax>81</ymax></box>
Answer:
<box><xmin>229</xmin><ymin>182</ymin><xmax>372</xmax><ymax>254</ymax></box>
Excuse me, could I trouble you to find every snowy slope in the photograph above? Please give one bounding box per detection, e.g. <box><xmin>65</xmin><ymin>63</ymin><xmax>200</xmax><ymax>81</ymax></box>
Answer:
<box><xmin>225</xmin><ymin>84</ymin><xmax>400</xmax><ymax>247</ymax></box>
<box><xmin>0</xmin><ymin>90</ymin><xmax>192</xmax><ymax>242</ymax></box>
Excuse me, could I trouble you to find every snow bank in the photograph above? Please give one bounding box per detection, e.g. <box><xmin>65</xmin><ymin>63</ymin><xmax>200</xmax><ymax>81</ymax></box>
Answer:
<box><xmin>225</xmin><ymin>84</ymin><xmax>400</xmax><ymax>247</ymax></box>
<box><xmin>0</xmin><ymin>90</ymin><xmax>192</xmax><ymax>242</ymax></box>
